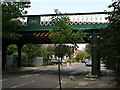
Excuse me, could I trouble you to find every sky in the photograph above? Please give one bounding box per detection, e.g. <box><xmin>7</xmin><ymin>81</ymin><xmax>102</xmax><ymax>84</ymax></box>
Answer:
<box><xmin>26</xmin><ymin>0</ymin><xmax>113</xmax><ymax>50</ymax></box>
<box><xmin>26</xmin><ymin>0</ymin><xmax>113</xmax><ymax>15</ymax></box>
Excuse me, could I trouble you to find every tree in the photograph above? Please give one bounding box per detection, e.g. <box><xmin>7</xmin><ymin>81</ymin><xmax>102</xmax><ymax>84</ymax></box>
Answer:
<box><xmin>76</xmin><ymin>50</ymin><xmax>90</xmax><ymax>62</ymax></box>
<box><xmin>99</xmin><ymin>0</ymin><xmax>120</xmax><ymax>86</ymax></box>
<box><xmin>2</xmin><ymin>0</ymin><xmax>31</xmax><ymax>39</ymax></box>
<box><xmin>6</xmin><ymin>44</ymin><xmax>17</xmax><ymax>55</ymax></box>
<box><xmin>6</xmin><ymin>44</ymin><xmax>18</xmax><ymax>67</ymax></box>
<box><xmin>49</xmin><ymin>9</ymin><xmax>86</xmax><ymax>89</ymax></box>
<box><xmin>49</xmin><ymin>9</ymin><xmax>85</xmax><ymax>58</ymax></box>
<box><xmin>2</xmin><ymin>1</ymin><xmax>31</xmax><ymax>69</ymax></box>
<box><xmin>85</xmin><ymin>44</ymin><xmax>92</xmax><ymax>56</ymax></box>
<box><xmin>22</xmin><ymin>44</ymin><xmax>55</xmax><ymax>67</ymax></box>
<box><xmin>40</xmin><ymin>45</ymin><xmax>55</xmax><ymax>67</ymax></box>
<box><xmin>22</xmin><ymin>44</ymin><xmax>42</xmax><ymax>66</ymax></box>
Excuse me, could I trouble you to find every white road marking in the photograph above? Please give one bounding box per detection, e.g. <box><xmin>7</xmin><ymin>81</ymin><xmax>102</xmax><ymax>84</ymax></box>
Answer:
<box><xmin>10</xmin><ymin>81</ymin><xmax>35</xmax><ymax>88</ymax></box>
<box><xmin>0</xmin><ymin>79</ymin><xmax>7</xmax><ymax>81</ymax></box>
<box><xmin>56</xmin><ymin>83</ymin><xmax>64</xmax><ymax>88</ymax></box>
<box><xmin>1</xmin><ymin>75</ymin><xmax>32</xmax><ymax>82</ymax></box>
<box><xmin>34</xmin><ymin>74</ymin><xmax>40</xmax><ymax>76</ymax></box>
<box><xmin>20</xmin><ymin>75</ymin><xmax>31</xmax><ymax>78</ymax></box>
<box><xmin>56</xmin><ymin>78</ymin><xmax>69</xmax><ymax>88</ymax></box>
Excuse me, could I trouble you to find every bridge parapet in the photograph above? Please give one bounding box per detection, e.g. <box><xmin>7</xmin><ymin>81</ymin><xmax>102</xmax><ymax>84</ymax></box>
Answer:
<box><xmin>20</xmin><ymin>12</ymin><xmax>109</xmax><ymax>26</ymax></box>
<box><xmin>18</xmin><ymin>12</ymin><xmax>109</xmax><ymax>31</ymax></box>
<box><xmin>40</xmin><ymin>14</ymin><xmax>108</xmax><ymax>26</ymax></box>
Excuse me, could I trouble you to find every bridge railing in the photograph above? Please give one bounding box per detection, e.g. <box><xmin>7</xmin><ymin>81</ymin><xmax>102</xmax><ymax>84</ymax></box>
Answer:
<box><xmin>20</xmin><ymin>12</ymin><xmax>109</xmax><ymax>26</ymax></box>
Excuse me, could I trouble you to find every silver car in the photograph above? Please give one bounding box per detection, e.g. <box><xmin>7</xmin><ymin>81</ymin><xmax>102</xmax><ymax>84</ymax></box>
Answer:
<box><xmin>85</xmin><ymin>60</ymin><xmax>92</xmax><ymax>66</ymax></box>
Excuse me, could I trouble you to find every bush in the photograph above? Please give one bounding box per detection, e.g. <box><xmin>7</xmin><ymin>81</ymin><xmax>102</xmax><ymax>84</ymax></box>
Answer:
<box><xmin>72</xmin><ymin>58</ymin><xmax>77</xmax><ymax>62</ymax></box>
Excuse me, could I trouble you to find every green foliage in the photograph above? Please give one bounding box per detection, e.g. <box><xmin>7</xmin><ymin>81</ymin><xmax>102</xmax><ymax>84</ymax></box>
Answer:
<box><xmin>76</xmin><ymin>50</ymin><xmax>90</xmax><ymax>62</ymax></box>
<box><xmin>99</xmin><ymin>0</ymin><xmax>120</xmax><ymax>86</ymax></box>
<box><xmin>40</xmin><ymin>45</ymin><xmax>54</xmax><ymax>66</ymax></box>
<box><xmin>21</xmin><ymin>52</ymin><xmax>28</xmax><ymax>67</ymax></box>
<box><xmin>50</xmin><ymin>9</ymin><xmax>85</xmax><ymax>44</ymax></box>
<box><xmin>2</xmin><ymin>1</ymin><xmax>31</xmax><ymax>39</ymax></box>
<box><xmin>71</xmin><ymin>58</ymin><xmax>77</xmax><ymax>62</ymax></box>
<box><xmin>6</xmin><ymin>44</ymin><xmax>17</xmax><ymax>55</ymax></box>
<box><xmin>85</xmin><ymin>44</ymin><xmax>92</xmax><ymax>56</ymax></box>
<box><xmin>6</xmin><ymin>45</ymin><xmax>18</xmax><ymax>67</ymax></box>
<box><xmin>12</xmin><ymin>52</ymin><xmax>18</xmax><ymax>67</ymax></box>
<box><xmin>49</xmin><ymin>9</ymin><xmax>85</xmax><ymax>58</ymax></box>
<box><xmin>6</xmin><ymin>44</ymin><xmax>55</xmax><ymax>67</ymax></box>
<box><xmin>22</xmin><ymin>44</ymin><xmax>42</xmax><ymax>66</ymax></box>
<box><xmin>99</xmin><ymin>1</ymin><xmax>120</xmax><ymax>70</ymax></box>
<box><xmin>54</xmin><ymin>44</ymin><xmax>73</xmax><ymax>58</ymax></box>
<box><xmin>22</xmin><ymin>44</ymin><xmax>55</xmax><ymax>66</ymax></box>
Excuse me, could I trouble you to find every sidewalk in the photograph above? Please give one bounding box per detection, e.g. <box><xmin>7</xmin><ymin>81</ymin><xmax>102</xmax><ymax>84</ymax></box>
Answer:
<box><xmin>2</xmin><ymin>63</ymin><xmax>76</xmax><ymax>74</ymax></box>
<box><xmin>62</xmin><ymin>65</ymin><xmax>116</xmax><ymax>88</ymax></box>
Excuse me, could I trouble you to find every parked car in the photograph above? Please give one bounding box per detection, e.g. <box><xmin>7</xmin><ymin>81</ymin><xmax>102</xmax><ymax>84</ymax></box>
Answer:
<box><xmin>85</xmin><ymin>60</ymin><xmax>92</xmax><ymax>66</ymax></box>
<box><xmin>50</xmin><ymin>59</ymin><xmax>66</xmax><ymax>65</ymax></box>
<box><xmin>49</xmin><ymin>60</ymin><xmax>58</xmax><ymax>65</ymax></box>
<box><xmin>84</xmin><ymin>59</ymin><xmax>89</xmax><ymax>64</ymax></box>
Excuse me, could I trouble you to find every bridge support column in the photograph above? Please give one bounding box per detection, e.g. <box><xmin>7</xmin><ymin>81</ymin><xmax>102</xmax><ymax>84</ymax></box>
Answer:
<box><xmin>17</xmin><ymin>44</ymin><xmax>23</xmax><ymax>68</ymax></box>
<box><xmin>91</xmin><ymin>31</ymin><xmax>98</xmax><ymax>75</ymax></box>
<box><xmin>2</xmin><ymin>44</ymin><xmax>7</xmax><ymax>70</ymax></box>
<box><xmin>97</xmin><ymin>52</ymin><xmax>101</xmax><ymax>75</ymax></box>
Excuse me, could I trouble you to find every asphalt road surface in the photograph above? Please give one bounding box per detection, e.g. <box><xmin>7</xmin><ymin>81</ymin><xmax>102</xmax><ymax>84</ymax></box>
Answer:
<box><xmin>2</xmin><ymin>63</ymin><xmax>90</xmax><ymax>88</ymax></box>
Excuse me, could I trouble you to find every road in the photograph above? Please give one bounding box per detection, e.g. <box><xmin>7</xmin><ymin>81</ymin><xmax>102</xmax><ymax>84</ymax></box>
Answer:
<box><xmin>2</xmin><ymin>63</ymin><xmax>90</xmax><ymax>88</ymax></box>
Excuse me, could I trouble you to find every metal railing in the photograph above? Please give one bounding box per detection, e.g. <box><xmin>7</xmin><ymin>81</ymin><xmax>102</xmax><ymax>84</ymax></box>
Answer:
<box><xmin>20</xmin><ymin>12</ymin><xmax>110</xmax><ymax>26</ymax></box>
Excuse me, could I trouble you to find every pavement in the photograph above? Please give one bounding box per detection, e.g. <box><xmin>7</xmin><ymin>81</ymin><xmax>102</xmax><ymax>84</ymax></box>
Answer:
<box><xmin>61</xmin><ymin>64</ymin><xmax>117</xmax><ymax>88</ymax></box>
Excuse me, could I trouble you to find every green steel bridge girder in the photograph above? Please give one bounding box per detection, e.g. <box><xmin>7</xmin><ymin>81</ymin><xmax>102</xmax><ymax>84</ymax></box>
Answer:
<box><xmin>14</xmin><ymin>22</ymin><xmax>108</xmax><ymax>44</ymax></box>
<box><xmin>17</xmin><ymin>23</ymin><xmax>108</xmax><ymax>32</ymax></box>
<box><xmin>13</xmin><ymin>12</ymin><xmax>109</xmax><ymax>43</ymax></box>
